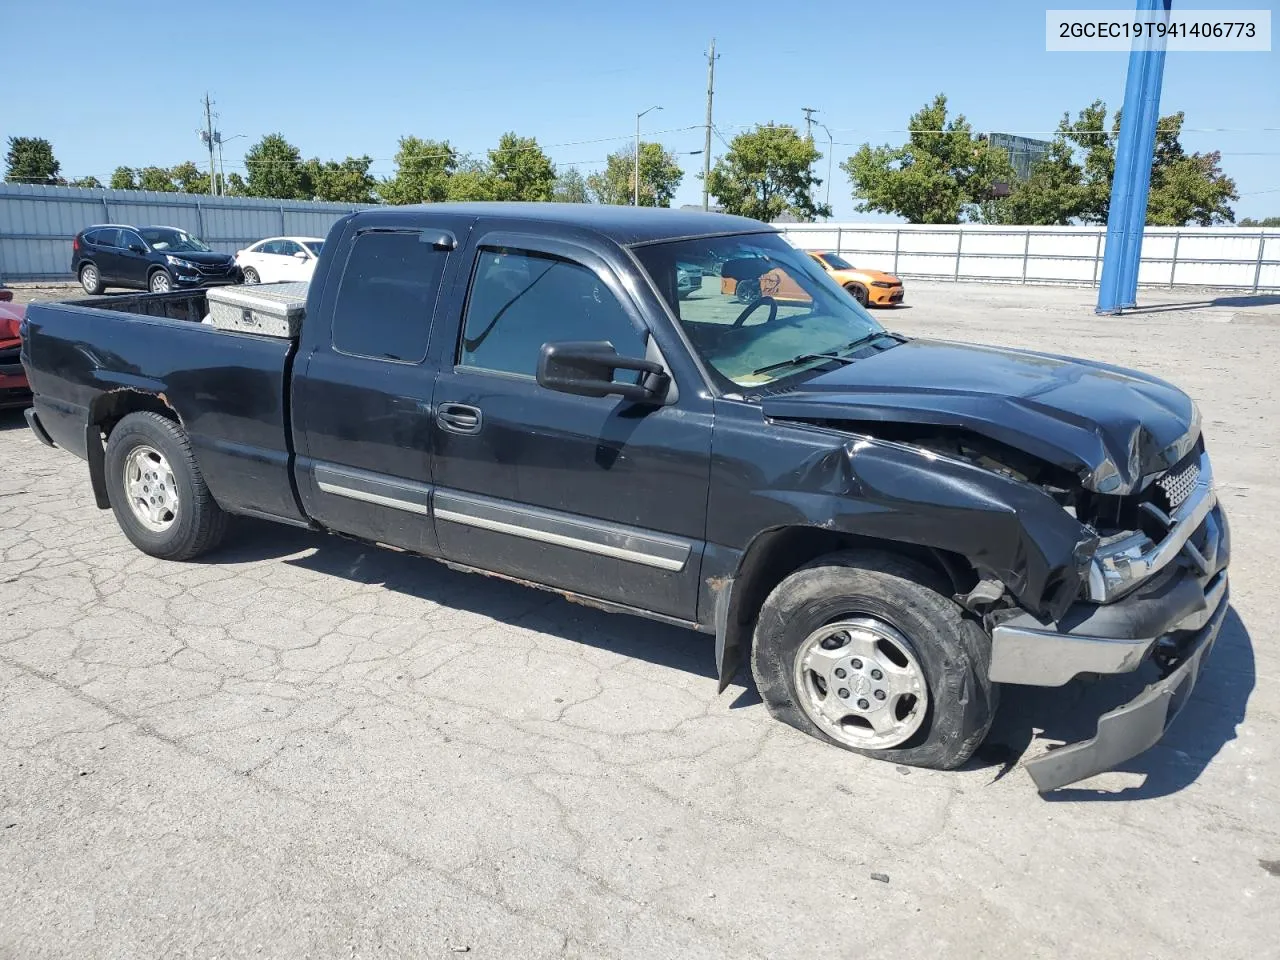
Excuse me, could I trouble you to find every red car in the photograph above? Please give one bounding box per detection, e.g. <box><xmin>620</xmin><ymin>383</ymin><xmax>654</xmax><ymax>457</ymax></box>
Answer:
<box><xmin>0</xmin><ymin>288</ymin><xmax>30</xmax><ymax>409</ymax></box>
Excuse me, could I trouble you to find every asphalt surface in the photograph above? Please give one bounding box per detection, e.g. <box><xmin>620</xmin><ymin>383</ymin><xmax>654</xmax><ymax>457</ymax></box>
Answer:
<box><xmin>2</xmin><ymin>281</ymin><xmax>1278</xmax><ymax>959</ymax></box>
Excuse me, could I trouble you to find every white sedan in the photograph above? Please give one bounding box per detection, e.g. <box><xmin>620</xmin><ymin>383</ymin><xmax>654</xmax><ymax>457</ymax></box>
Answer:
<box><xmin>235</xmin><ymin>236</ymin><xmax>325</xmax><ymax>284</ymax></box>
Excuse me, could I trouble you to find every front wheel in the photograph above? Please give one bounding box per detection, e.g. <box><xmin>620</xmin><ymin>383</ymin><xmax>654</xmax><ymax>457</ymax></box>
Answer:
<box><xmin>103</xmin><ymin>412</ymin><xmax>229</xmax><ymax>560</ymax></box>
<box><xmin>242</xmin><ymin>266</ymin><xmax>259</xmax><ymax>284</ymax></box>
<box><xmin>149</xmin><ymin>269</ymin><xmax>173</xmax><ymax>294</ymax></box>
<box><xmin>751</xmin><ymin>550</ymin><xmax>997</xmax><ymax>770</ymax></box>
<box><xmin>845</xmin><ymin>283</ymin><xmax>869</xmax><ymax>307</ymax></box>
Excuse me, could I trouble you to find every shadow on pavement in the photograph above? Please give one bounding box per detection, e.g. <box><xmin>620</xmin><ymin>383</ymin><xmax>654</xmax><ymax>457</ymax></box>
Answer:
<box><xmin>0</xmin><ymin>408</ymin><xmax>31</xmax><ymax>432</ymax></box>
<box><xmin>1121</xmin><ymin>293</ymin><xmax>1280</xmax><ymax>314</ymax></box>
<box><xmin>973</xmin><ymin>606</ymin><xmax>1254</xmax><ymax>800</ymax></box>
<box><xmin>211</xmin><ymin>518</ymin><xmax>726</xmax><ymax>687</ymax></box>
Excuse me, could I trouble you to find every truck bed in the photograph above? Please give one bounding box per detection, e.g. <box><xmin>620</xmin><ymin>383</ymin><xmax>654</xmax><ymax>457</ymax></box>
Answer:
<box><xmin>22</xmin><ymin>291</ymin><xmax>308</xmax><ymax>525</ymax></box>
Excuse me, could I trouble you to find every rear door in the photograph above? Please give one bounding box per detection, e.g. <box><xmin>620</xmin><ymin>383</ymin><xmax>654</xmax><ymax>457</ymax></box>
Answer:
<box><xmin>87</xmin><ymin>228</ymin><xmax>123</xmax><ymax>281</ymax></box>
<box><xmin>427</xmin><ymin>230</ymin><xmax>714</xmax><ymax>621</ymax></box>
<box><xmin>292</xmin><ymin>215</ymin><xmax>475</xmax><ymax>554</ymax></box>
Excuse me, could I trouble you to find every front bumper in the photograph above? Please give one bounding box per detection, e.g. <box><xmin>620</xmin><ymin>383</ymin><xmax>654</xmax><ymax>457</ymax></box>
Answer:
<box><xmin>989</xmin><ymin>501</ymin><xmax>1230</xmax><ymax>791</ymax></box>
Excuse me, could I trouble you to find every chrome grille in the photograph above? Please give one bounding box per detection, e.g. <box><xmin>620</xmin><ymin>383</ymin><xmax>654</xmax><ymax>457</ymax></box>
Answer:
<box><xmin>1156</xmin><ymin>458</ymin><xmax>1201</xmax><ymax>510</ymax></box>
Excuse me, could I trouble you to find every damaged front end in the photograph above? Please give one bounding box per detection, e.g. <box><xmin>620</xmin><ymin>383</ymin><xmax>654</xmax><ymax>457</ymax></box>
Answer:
<box><xmin>762</xmin><ymin>372</ymin><xmax>1229</xmax><ymax>792</ymax></box>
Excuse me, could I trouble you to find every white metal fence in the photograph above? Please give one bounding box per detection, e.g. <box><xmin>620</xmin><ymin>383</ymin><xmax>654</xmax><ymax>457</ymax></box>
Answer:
<box><xmin>0</xmin><ymin>183</ymin><xmax>375</xmax><ymax>281</ymax></box>
<box><xmin>2</xmin><ymin>184</ymin><xmax>1277</xmax><ymax>291</ymax></box>
<box><xmin>776</xmin><ymin>223</ymin><xmax>1280</xmax><ymax>292</ymax></box>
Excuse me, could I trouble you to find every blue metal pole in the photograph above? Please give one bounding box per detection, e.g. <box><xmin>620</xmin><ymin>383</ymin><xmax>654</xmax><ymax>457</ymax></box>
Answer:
<box><xmin>1097</xmin><ymin>0</ymin><xmax>1171</xmax><ymax>314</ymax></box>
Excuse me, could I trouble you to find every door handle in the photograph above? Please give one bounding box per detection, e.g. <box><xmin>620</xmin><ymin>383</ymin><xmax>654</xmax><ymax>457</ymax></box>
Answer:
<box><xmin>436</xmin><ymin>402</ymin><xmax>483</xmax><ymax>435</ymax></box>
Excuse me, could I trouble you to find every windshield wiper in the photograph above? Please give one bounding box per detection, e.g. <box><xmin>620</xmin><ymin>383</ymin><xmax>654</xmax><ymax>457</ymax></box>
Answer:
<box><xmin>752</xmin><ymin>351</ymin><xmax>858</xmax><ymax>376</ymax></box>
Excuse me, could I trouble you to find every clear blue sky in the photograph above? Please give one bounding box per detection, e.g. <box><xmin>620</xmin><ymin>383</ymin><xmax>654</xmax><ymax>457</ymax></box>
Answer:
<box><xmin>3</xmin><ymin>0</ymin><xmax>1277</xmax><ymax>219</ymax></box>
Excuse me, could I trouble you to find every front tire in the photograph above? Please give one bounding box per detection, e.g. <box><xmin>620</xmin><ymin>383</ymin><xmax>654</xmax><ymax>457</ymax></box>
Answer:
<box><xmin>103</xmin><ymin>412</ymin><xmax>228</xmax><ymax>560</ymax></box>
<box><xmin>845</xmin><ymin>283</ymin><xmax>869</xmax><ymax>307</ymax></box>
<box><xmin>242</xmin><ymin>266</ymin><xmax>259</xmax><ymax>284</ymax></box>
<box><xmin>80</xmin><ymin>263</ymin><xmax>103</xmax><ymax>295</ymax></box>
<box><xmin>149</xmin><ymin>269</ymin><xmax>173</xmax><ymax>294</ymax></box>
<box><xmin>751</xmin><ymin>550</ymin><xmax>997</xmax><ymax>771</ymax></box>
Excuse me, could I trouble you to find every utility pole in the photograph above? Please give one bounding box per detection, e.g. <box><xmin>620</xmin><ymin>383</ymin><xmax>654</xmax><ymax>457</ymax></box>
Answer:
<box><xmin>801</xmin><ymin>106</ymin><xmax>818</xmax><ymax>141</ymax></box>
<box><xmin>702</xmin><ymin>38</ymin><xmax>718</xmax><ymax>211</ymax></box>
<box><xmin>201</xmin><ymin>93</ymin><xmax>218</xmax><ymax>196</ymax></box>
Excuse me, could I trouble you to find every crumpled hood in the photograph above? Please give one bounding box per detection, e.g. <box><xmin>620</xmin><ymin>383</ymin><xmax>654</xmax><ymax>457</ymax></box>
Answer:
<box><xmin>760</xmin><ymin>338</ymin><xmax>1200</xmax><ymax>494</ymax></box>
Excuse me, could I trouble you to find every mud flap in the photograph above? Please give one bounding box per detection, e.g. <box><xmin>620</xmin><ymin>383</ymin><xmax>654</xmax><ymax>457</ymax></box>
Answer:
<box><xmin>714</xmin><ymin>576</ymin><xmax>739</xmax><ymax>693</ymax></box>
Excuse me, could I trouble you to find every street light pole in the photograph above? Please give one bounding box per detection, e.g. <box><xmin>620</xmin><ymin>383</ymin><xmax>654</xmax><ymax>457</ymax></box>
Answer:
<box><xmin>816</xmin><ymin>121</ymin><xmax>834</xmax><ymax>215</ymax></box>
<box><xmin>634</xmin><ymin>105</ymin><xmax>662</xmax><ymax>206</ymax></box>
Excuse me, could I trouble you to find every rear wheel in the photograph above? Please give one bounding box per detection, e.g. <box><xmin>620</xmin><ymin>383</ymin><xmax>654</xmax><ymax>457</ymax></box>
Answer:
<box><xmin>242</xmin><ymin>266</ymin><xmax>259</xmax><ymax>284</ymax></box>
<box><xmin>79</xmin><ymin>263</ymin><xmax>103</xmax><ymax>295</ymax></box>
<box><xmin>751</xmin><ymin>550</ymin><xmax>997</xmax><ymax>770</ymax></box>
<box><xmin>104</xmin><ymin>412</ymin><xmax>228</xmax><ymax>560</ymax></box>
<box><xmin>149</xmin><ymin>270</ymin><xmax>173</xmax><ymax>294</ymax></box>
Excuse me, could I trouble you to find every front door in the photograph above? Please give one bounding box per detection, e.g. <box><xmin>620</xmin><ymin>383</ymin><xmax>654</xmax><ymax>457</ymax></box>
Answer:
<box><xmin>429</xmin><ymin>232</ymin><xmax>713</xmax><ymax>621</ymax></box>
<box><xmin>293</xmin><ymin>215</ymin><xmax>475</xmax><ymax>553</ymax></box>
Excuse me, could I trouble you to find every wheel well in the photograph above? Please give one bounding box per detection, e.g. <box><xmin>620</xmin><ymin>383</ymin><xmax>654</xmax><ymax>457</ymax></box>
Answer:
<box><xmin>725</xmin><ymin>526</ymin><xmax>977</xmax><ymax>654</ymax></box>
<box><xmin>844</xmin><ymin>281</ymin><xmax>867</xmax><ymax>293</ymax></box>
<box><xmin>84</xmin><ymin>391</ymin><xmax>182</xmax><ymax>510</ymax></box>
<box><xmin>90</xmin><ymin>390</ymin><xmax>181</xmax><ymax>439</ymax></box>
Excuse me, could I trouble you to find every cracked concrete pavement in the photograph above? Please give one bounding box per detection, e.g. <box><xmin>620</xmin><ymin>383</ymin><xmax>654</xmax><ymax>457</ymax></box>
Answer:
<box><xmin>2</xmin><ymin>281</ymin><xmax>1278</xmax><ymax>958</ymax></box>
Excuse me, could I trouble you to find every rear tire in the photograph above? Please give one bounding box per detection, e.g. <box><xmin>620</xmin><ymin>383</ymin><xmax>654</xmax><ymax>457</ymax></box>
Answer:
<box><xmin>751</xmin><ymin>549</ymin><xmax>997</xmax><ymax>771</ymax></box>
<box><xmin>103</xmin><ymin>412</ymin><xmax>228</xmax><ymax>561</ymax></box>
<box><xmin>149</xmin><ymin>269</ymin><xmax>173</xmax><ymax>294</ymax></box>
<box><xmin>79</xmin><ymin>263</ymin><xmax>103</xmax><ymax>295</ymax></box>
<box><xmin>242</xmin><ymin>267</ymin><xmax>259</xmax><ymax>284</ymax></box>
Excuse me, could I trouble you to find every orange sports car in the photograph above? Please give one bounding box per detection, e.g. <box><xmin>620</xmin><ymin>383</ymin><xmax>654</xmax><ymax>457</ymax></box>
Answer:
<box><xmin>806</xmin><ymin>250</ymin><xmax>904</xmax><ymax>307</ymax></box>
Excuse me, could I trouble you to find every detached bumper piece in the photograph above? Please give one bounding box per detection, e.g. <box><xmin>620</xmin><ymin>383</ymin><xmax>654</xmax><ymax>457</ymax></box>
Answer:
<box><xmin>1022</xmin><ymin>585</ymin><xmax>1227</xmax><ymax>792</ymax></box>
<box><xmin>990</xmin><ymin>500</ymin><xmax>1230</xmax><ymax>791</ymax></box>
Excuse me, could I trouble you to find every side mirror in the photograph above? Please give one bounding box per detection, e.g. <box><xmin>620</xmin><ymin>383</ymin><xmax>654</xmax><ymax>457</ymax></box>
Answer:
<box><xmin>128</xmin><ymin>243</ymin><xmax>146</xmax><ymax>254</ymax></box>
<box><xmin>293</xmin><ymin>250</ymin><xmax>309</xmax><ymax>260</ymax></box>
<box><xmin>537</xmin><ymin>340</ymin><xmax>670</xmax><ymax>404</ymax></box>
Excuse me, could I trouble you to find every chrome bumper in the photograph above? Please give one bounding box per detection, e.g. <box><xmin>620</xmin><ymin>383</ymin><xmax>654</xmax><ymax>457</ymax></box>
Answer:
<box><xmin>1021</xmin><ymin>582</ymin><xmax>1228</xmax><ymax>792</ymax></box>
<box><xmin>990</xmin><ymin>496</ymin><xmax>1229</xmax><ymax>791</ymax></box>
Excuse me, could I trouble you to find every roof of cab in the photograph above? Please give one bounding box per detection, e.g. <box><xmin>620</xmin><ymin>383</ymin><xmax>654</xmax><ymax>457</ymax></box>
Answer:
<box><xmin>346</xmin><ymin>202</ymin><xmax>776</xmax><ymax>247</ymax></box>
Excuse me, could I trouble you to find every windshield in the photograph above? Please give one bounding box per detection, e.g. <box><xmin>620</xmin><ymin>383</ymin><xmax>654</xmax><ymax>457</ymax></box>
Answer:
<box><xmin>304</xmin><ymin>240</ymin><xmax>324</xmax><ymax>256</ymax></box>
<box><xmin>140</xmin><ymin>228</ymin><xmax>211</xmax><ymax>253</ymax></box>
<box><xmin>819</xmin><ymin>252</ymin><xmax>854</xmax><ymax>270</ymax></box>
<box><xmin>635</xmin><ymin>232</ymin><xmax>887</xmax><ymax>389</ymax></box>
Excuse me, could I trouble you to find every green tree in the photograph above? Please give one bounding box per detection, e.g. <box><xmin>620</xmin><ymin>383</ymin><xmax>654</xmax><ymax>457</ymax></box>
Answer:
<box><xmin>842</xmin><ymin>95</ymin><xmax>1013</xmax><ymax>223</ymax></box>
<box><xmin>138</xmin><ymin>166</ymin><xmax>178</xmax><ymax>192</ymax></box>
<box><xmin>110</xmin><ymin>166</ymin><xmax>139</xmax><ymax>190</ymax></box>
<box><xmin>243</xmin><ymin>133</ymin><xmax>307</xmax><ymax>199</ymax></box>
<box><xmin>552</xmin><ymin>167</ymin><xmax>590</xmax><ymax>203</ymax></box>
<box><xmin>444</xmin><ymin>158</ymin><xmax>499</xmax><ymax>202</ymax></box>
<box><xmin>225</xmin><ymin>172</ymin><xmax>248</xmax><ymax>196</ymax></box>
<box><xmin>69</xmin><ymin>175</ymin><xmax>103</xmax><ymax>189</ymax></box>
<box><xmin>380</xmin><ymin>136</ymin><xmax>458</xmax><ymax>204</ymax></box>
<box><xmin>487</xmin><ymin>132</ymin><xmax>556</xmax><ymax>201</ymax></box>
<box><xmin>587</xmin><ymin>142</ymin><xmax>684</xmax><ymax>207</ymax></box>
<box><xmin>302</xmin><ymin>156</ymin><xmax>377</xmax><ymax>203</ymax></box>
<box><xmin>5</xmin><ymin>136</ymin><xmax>61</xmax><ymax>184</ymax></box>
<box><xmin>169</xmin><ymin>161</ymin><xmax>212</xmax><ymax>194</ymax></box>
<box><xmin>708</xmin><ymin>124</ymin><xmax>828</xmax><ymax>222</ymax></box>
<box><xmin>992</xmin><ymin>102</ymin><xmax>1237</xmax><ymax>225</ymax></box>
<box><xmin>980</xmin><ymin>136</ymin><xmax>1086</xmax><ymax>225</ymax></box>
<box><xmin>1240</xmin><ymin>216</ymin><xmax>1280</xmax><ymax>227</ymax></box>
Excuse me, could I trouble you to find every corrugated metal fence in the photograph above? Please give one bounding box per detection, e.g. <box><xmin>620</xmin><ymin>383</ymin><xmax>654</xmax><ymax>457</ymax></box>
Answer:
<box><xmin>777</xmin><ymin>222</ymin><xmax>1280</xmax><ymax>291</ymax></box>
<box><xmin>0</xmin><ymin>183</ymin><xmax>376</xmax><ymax>280</ymax></box>
<box><xmin>2</xmin><ymin>184</ymin><xmax>1278</xmax><ymax>291</ymax></box>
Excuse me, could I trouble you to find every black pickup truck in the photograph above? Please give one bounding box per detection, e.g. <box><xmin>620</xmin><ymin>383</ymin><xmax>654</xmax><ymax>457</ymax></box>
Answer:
<box><xmin>20</xmin><ymin>203</ymin><xmax>1229</xmax><ymax>791</ymax></box>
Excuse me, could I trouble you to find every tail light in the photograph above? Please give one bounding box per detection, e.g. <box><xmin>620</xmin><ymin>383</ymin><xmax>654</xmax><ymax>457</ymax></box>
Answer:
<box><xmin>72</xmin><ymin>236</ymin><xmax>80</xmax><ymax>253</ymax></box>
<box><xmin>0</xmin><ymin>316</ymin><xmax>20</xmax><ymax>340</ymax></box>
